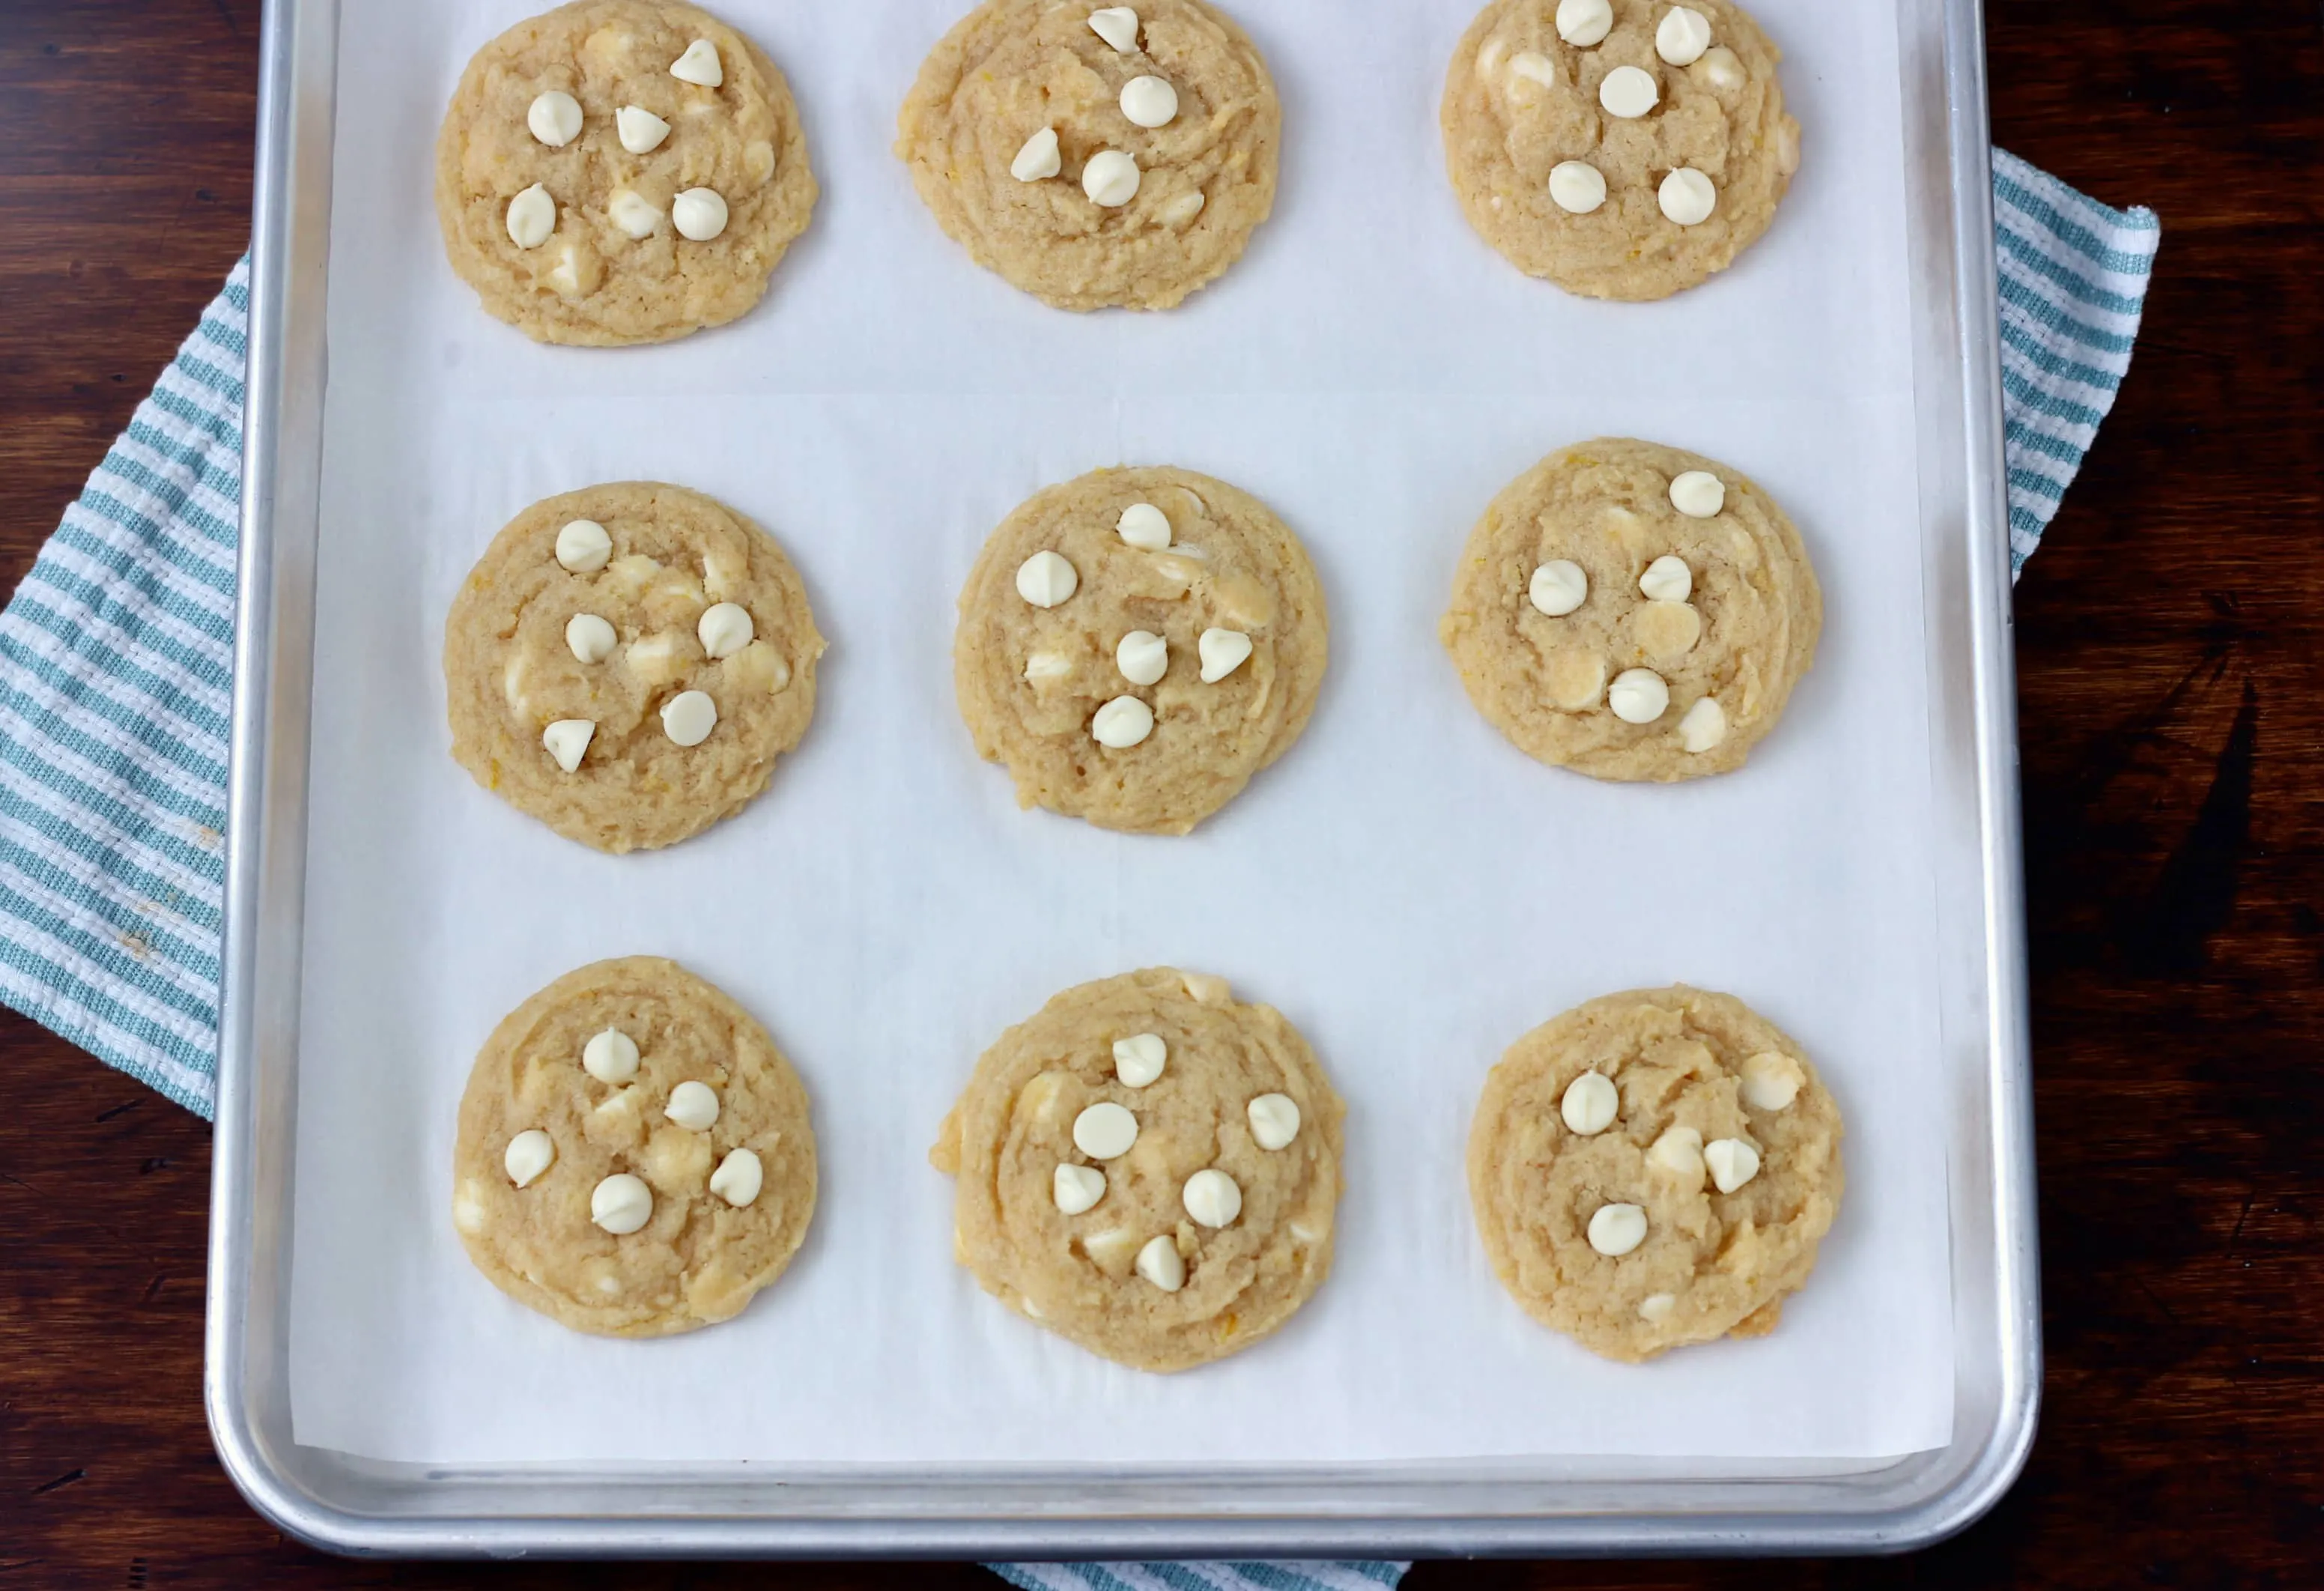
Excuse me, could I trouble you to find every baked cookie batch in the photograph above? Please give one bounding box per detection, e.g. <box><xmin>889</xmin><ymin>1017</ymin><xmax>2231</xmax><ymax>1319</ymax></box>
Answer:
<box><xmin>431</xmin><ymin>1</ymin><xmax>1848</xmax><ymax>1369</ymax></box>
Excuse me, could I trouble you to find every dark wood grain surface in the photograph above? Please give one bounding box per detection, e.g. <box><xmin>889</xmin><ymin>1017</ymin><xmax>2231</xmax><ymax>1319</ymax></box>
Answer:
<box><xmin>2</xmin><ymin>1</ymin><xmax>2319</xmax><ymax>1585</ymax></box>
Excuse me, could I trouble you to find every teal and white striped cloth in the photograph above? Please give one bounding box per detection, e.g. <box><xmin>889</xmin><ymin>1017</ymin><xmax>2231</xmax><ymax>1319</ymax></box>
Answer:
<box><xmin>0</xmin><ymin>153</ymin><xmax>2151</xmax><ymax>1586</ymax></box>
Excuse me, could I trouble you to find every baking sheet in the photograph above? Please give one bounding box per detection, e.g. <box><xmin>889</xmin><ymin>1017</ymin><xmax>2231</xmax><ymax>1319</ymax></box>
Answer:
<box><xmin>288</xmin><ymin>0</ymin><xmax>1955</xmax><ymax>1465</ymax></box>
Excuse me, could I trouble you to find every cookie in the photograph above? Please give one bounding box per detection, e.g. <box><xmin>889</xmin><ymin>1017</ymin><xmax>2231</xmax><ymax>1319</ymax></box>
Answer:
<box><xmin>896</xmin><ymin>0</ymin><xmax>1280</xmax><ymax>310</ymax></box>
<box><xmin>452</xmin><ymin>956</ymin><xmax>817</xmax><ymax>1337</ymax></box>
<box><xmin>930</xmin><ymin>967</ymin><xmax>1344</xmax><ymax>1372</ymax></box>
<box><xmin>435</xmin><ymin>0</ymin><xmax>816</xmax><ymax>345</ymax></box>
<box><xmin>1440</xmin><ymin>0</ymin><xmax>1800</xmax><ymax>300</ymax></box>
<box><xmin>443</xmin><ymin>481</ymin><xmax>824</xmax><ymax>853</ymax></box>
<box><xmin>1440</xmin><ymin>437</ymin><xmax>1819</xmax><ymax>782</ymax></box>
<box><xmin>954</xmin><ymin>466</ymin><xmax>1326</xmax><ymax>834</ymax></box>
<box><xmin>1467</xmin><ymin>985</ymin><xmax>1844</xmax><ymax>1362</ymax></box>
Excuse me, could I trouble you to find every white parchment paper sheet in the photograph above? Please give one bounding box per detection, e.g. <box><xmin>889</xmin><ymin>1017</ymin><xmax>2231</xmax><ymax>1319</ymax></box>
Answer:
<box><xmin>289</xmin><ymin>0</ymin><xmax>1956</xmax><ymax>1464</ymax></box>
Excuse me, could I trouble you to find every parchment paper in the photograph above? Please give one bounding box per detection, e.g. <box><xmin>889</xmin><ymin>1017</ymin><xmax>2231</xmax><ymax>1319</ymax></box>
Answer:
<box><xmin>288</xmin><ymin>0</ymin><xmax>1956</xmax><ymax>1464</ymax></box>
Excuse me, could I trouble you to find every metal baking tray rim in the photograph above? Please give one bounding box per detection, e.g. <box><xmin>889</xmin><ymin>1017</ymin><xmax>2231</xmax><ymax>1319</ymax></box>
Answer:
<box><xmin>206</xmin><ymin>0</ymin><xmax>2039</xmax><ymax>1557</ymax></box>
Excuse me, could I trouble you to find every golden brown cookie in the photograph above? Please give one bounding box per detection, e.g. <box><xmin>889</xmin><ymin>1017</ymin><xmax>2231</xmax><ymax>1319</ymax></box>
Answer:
<box><xmin>1468</xmin><ymin>985</ymin><xmax>1843</xmax><ymax>1361</ymax></box>
<box><xmin>954</xmin><ymin>465</ymin><xmax>1326</xmax><ymax>834</ymax></box>
<box><xmin>1441</xmin><ymin>0</ymin><xmax>1799</xmax><ymax>300</ymax></box>
<box><xmin>452</xmin><ymin>957</ymin><xmax>817</xmax><ymax>1337</ymax></box>
<box><xmin>435</xmin><ymin>0</ymin><xmax>816</xmax><ymax>345</ymax></box>
<box><xmin>896</xmin><ymin>0</ymin><xmax>1280</xmax><ymax>310</ymax></box>
<box><xmin>443</xmin><ymin>481</ymin><xmax>825</xmax><ymax>853</ymax></box>
<box><xmin>930</xmin><ymin>968</ymin><xmax>1344</xmax><ymax>1372</ymax></box>
<box><xmin>1441</xmin><ymin>437</ymin><xmax>1818</xmax><ymax>782</ymax></box>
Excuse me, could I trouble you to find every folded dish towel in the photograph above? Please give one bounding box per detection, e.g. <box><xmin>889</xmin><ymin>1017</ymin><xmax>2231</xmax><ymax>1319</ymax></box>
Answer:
<box><xmin>0</xmin><ymin>150</ymin><xmax>2153</xmax><ymax>1585</ymax></box>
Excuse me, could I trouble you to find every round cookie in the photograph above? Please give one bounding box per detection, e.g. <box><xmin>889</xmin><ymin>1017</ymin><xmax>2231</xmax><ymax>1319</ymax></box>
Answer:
<box><xmin>955</xmin><ymin>465</ymin><xmax>1327</xmax><ymax>834</ymax></box>
<box><xmin>1440</xmin><ymin>0</ymin><xmax>1800</xmax><ymax>300</ymax></box>
<box><xmin>444</xmin><ymin>481</ymin><xmax>825</xmax><ymax>853</ymax></box>
<box><xmin>435</xmin><ymin>0</ymin><xmax>816</xmax><ymax>345</ymax></box>
<box><xmin>929</xmin><ymin>967</ymin><xmax>1344</xmax><ymax>1372</ymax></box>
<box><xmin>896</xmin><ymin>0</ymin><xmax>1280</xmax><ymax>311</ymax></box>
<box><xmin>1440</xmin><ymin>437</ymin><xmax>1819</xmax><ymax>782</ymax></box>
<box><xmin>1466</xmin><ymin>985</ymin><xmax>1844</xmax><ymax>1362</ymax></box>
<box><xmin>452</xmin><ymin>956</ymin><xmax>817</xmax><ymax>1337</ymax></box>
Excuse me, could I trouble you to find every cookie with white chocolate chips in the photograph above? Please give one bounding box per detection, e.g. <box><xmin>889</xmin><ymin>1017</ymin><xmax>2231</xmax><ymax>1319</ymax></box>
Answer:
<box><xmin>931</xmin><ymin>967</ymin><xmax>1344</xmax><ymax>1372</ymax></box>
<box><xmin>1467</xmin><ymin>985</ymin><xmax>1843</xmax><ymax>1362</ymax></box>
<box><xmin>1441</xmin><ymin>0</ymin><xmax>1799</xmax><ymax>300</ymax></box>
<box><xmin>896</xmin><ymin>0</ymin><xmax>1280</xmax><ymax>310</ymax></box>
<box><xmin>444</xmin><ymin>481</ymin><xmax>825</xmax><ymax>852</ymax></box>
<box><xmin>1441</xmin><ymin>437</ymin><xmax>1819</xmax><ymax>782</ymax></box>
<box><xmin>954</xmin><ymin>465</ymin><xmax>1328</xmax><ymax>834</ymax></box>
<box><xmin>435</xmin><ymin>0</ymin><xmax>816</xmax><ymax>345</ymax></box>
<box><xmin>452</xmin><ymin>957</ymin><xmax>817</xmax><ymax>1337</ymax></box>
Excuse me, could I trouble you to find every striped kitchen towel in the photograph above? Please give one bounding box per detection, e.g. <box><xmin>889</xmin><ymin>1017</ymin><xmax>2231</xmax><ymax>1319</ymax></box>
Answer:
<box><xmin>1991</xmin><ymin>148</ymin><xmax>2160</xmax><ymax>575</ymax></box>
<box><xmin>0</xmin><ymin>152</ymin><xmax>2152</xmax><ymax>1585</ymax></box>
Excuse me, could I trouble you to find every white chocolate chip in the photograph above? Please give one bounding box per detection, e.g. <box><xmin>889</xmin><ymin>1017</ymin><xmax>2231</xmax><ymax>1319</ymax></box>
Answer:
<box><xmin>1529</xmin><ymin>559</ymin><xmax>1589</xmax><ymax>616</ymax></box>
<box><xmin>1699</xmin><ymin>45</ymin><xmax>1745</xmax><ymax>91</ymax></box>
<box><xmin>506</xmin><ymin>184</ymin><xmax>555</xmax><ymax>249</ymax></box>
<box><xmin>1088</xmin><ymin>7</ymin><xmax>1139</xmax><ymax>52</ymax></box>
<box><xmin>1608</xmin><ymin>668</ymin><xmax>1671</xmax><ymax>724</ymax></box>
<box><xmin>1073</xmin><ymin>1100</ymin><xmax>1138</xmax><ymax>1160</ymax></box>
<box><xmin>709</xmin><ymin>1148</ymin><xmax>763</xmax><ymax>1207</ymax></box>
<box><xmin>665</xmin><ymin>1079</ymin><xmax>720</xmax><ymax>1132</ymax></box>
<box><xmin>1509</xmin><ymin>51</ymin><xmax>1558</xmax><ymax>90</ymax></box>
<box><xmin>1659</xmin><ymin>167</ymin><xmax>1717</xmax><ymax>226</ymax></box>
<box><xmin>565</xmin><ymin>613</ymin><xmax>616</xmax><ymax>664</ymax></box>
<box><xmin>1117</xmin><ymin>502</ymin><xmax>1171</xmax><ymax>549</ymax></box>
<box><xmin>527</xmin><ymin>91</ymin><xmax>582</xmax><ymax>148</ymax></box>
<box><xmin>1670</xmin><ymin>470</ymin><xmax>1726</xmax><ymax>518</ymax></box>
<box><xmin>545</xmin><ymin>243</ymin><xmax>584</xmax><ymax>296</ymax></box>
<box><xmin>1678</xmin><ymin>696</ymin><xmax>1728</xmax><ymax>753</ymax></box>
<box><xmin>1054</xmin><ymin>1163</ymin><xmax>1106</xmax><ymax>1214</ymax></box>
<box><xmin>556</xmin><ymin>518</ymin><xmax>612</xmax><ymax>572</ymax></box>
<box><xmin>1113</xmin><ymin>1032</ymin><xmax>1166</xmax><ymax>1087</ymax></box>
<box><xmin>1091</xmin><ymin>695</ymin><xmax>1155</xmax><ymax>748</ymax></box>
<box><xmin>542</xmin><ymin>718</ymin><xmax>594</xmax><ymax>772</ymax></box>
<box><xmin>1588</xmin><ymin>1202</ymin><xmax>1648</xmax><ymax>1257</ymax></box>
<box><xmin>1120</xmin><ymin>75</ymin><xmax>1177</xmax><ymax>128</ymax></box>
<box><xmin>661</xmin><ymin>689</ymin><xmax>717</xmax><ymax>747</ymax></box>
<box><xmin>1599</xmin><ymin>64</ymin><xmax>1659</xmax><ymax>119</ymax></box>
<box><xmin>1639</xmin><ymin>554</ymin><xmax>1693</xmax><ymax>603</ymax></box>
<box><xmin>1248</xmin><ymin>1093</ymin><xmax>1301</xmax><ymax>1150</ymax></box>
<box><xmin>453</xmin><ymin>1181</ymin><xmax>486</xmax><ymax>1235</ymax></box>
<box><xmin>1015</xmin><ymin>550</ymin><xmax>1078</xmax><ymax>607</ymax></box>
<box><xmin>1182</xmin><ymin>1168</ymin><xmax>1243</xmax><ymax>1228</ymax></box>
<box><xmin>504</xmin><ymin>1129</ymin><xmax>555</xmax><ymax>1188</ymax></box>
<box><xmin>670</xmin><ymin>38</ymin><xmax>723</xmax><ymax>87</ymax></box>
<box><xmin>697</xmin><ymin>602</ymin><xmax>753</xmax><ymax>659</ymax></box>
<box><xmin>1010</xmin><ymin>127</ymin><xmax>1061</xmax><ymax>182</ymax></box>
<box><xmin>672</xmin><ymin>187</ymin><xmax>729</xmax><ymax>241</ymax></box>
<box><xmin>1116</xmin><ymin>630</ymin><xmax>1168</xmax><ymax>686</ymax></box>
<box><xmin>1197</xmin><ymin>628</ymin><xmax>1252</xmax><ymax>683</ymax></box>
<box><xmin>590</xmin><ymin>1173</ymin><xmax>653</xmax><ymax>1234</ymax></box>
<box><xmin>1081</xmin><ymin>1226</ymin><xmax>1138</xmax><ymax>1267</ymax></box>
<box><xmin>1023</xmin><ymin>651</ymin><xmax>1073</xmax><ymax>682</ymax></box>
<box><xmin>1639</xmin><ymin>1291</ymin><xmax>1677</xmax><ymax>1323</ymax></box>
<box><xmin>1648</xmin><ymin>1124</ymin><xmax>1705</xmax><ymax>1182</ymax></box>
<box><xmin>1548</xmin><ymin>160</ymin><xmax>1608</xmax><ymax>215</ymax></box>
<box><xmin>608</xmin><ymin>189</ymin><xmax>663</xmax><ymax>238</ymax></box>
<box><xmin>1560</xmin><ymin>1071</ymin><xmax>1618</xmax><ymax>1135</ymax></box>
<box><xmin>1656</xmin><ymin>5</ymin><xmax>1714</xmax><ymax>66</ymax></box>
<box><xmin>1081</xmin><ymin>149</ymin><xmax>1141</xmax><ymax>207</ymax></box>
<box><xmin>1705</xmin><ymin>1137</ymin><xmax>1762</xmax><ymax>1193</ymax></box>
<box><xmin>1182</xmin><ymin>972</ymin><xmax>1231</xmax><ymax>1004</ymax></box>
<box><xmin>1741</xmin><ymin>1051</ymin><xmax>1806</xmax><ymax>1112</ymax></box>
<box><xmin>1556</xmin><ymin>0</ymin><xmax>1614</xmax><ymax>47</ymax></box>
<box><xmin>1161</xmin><ymin>190</ymin><xmax>1206</xmax><ymax>226</ymax></box>
<box><xmin>626</xmin><ymin>631</ymin><xmax>685</xmax><ymax>686</ymax></box>
<box><xmin>1548</xmin><ymin>649</ymin><xmax>1607</xmax><ymax>709</ymax></box>
<box><xmin>1134</xmin><ymin>1232</ymin><xmax>1185</xmax><ymax>1291</ymax></box>
<box><xmin>616</xmin><ymin>104</ymin><xmax>671</xmax><ymax>154</ymax></box>
<box><xmin>583</xmin><ymin>1027</ymin><xmax>640</xmax><ymax>1083</ymax></box>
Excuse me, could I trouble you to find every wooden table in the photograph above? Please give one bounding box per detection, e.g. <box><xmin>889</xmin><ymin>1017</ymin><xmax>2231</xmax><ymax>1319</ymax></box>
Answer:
<box><xmin>3</xmin><ymin>1</ymin><xmax>2317</xmax><ymax>1584</ymax></box>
